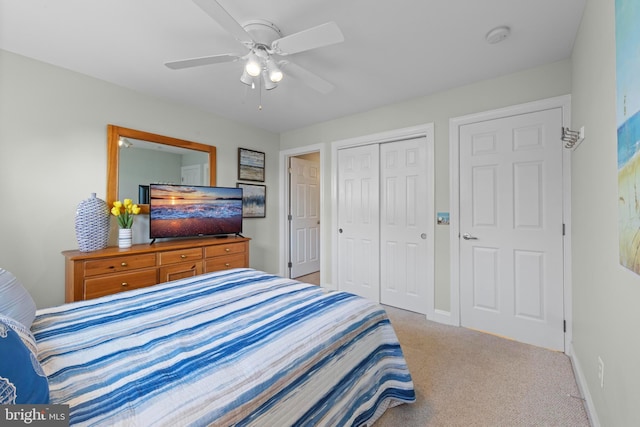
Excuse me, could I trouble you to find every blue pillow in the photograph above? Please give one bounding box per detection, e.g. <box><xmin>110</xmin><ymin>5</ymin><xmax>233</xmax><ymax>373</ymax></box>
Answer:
<box><xmin>0</xmin><ymin>319</ymin><xmax>49</xmax><ymax>404</ymax></box>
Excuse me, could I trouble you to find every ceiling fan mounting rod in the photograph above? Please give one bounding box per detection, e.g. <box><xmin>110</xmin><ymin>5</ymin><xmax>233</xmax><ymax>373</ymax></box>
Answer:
<box><xmin>253</xmin><ymin>45</ymin><xmax>270</xmax><ymax>59</ymax></box>
<box><xmin>242</xmin><ymin>19</ymin><xmax>283</xmax><ymax>46</ymax></box>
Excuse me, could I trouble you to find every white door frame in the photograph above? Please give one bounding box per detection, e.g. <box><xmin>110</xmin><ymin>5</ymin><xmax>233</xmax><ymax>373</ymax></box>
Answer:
<box><xmin>449</xmin><ymin>95</ymin><xmax>573</xmax><ymax>354</ymax></box>
<box><xmin>279</xmin><ymin>144</ymin><xmax>326</xmax><ymax>280</ymax></box>
<box><xmin>331</xmin><ymin>123</ymin><xmax>435</xmax><ymax>312</ymax></box>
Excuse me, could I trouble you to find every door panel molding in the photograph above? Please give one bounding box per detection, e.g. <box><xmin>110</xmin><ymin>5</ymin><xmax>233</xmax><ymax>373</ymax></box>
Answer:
<box><xmin>449</xmin><ymin>94</ymin><xmax>573</xmax><ymax>353</ymax></box>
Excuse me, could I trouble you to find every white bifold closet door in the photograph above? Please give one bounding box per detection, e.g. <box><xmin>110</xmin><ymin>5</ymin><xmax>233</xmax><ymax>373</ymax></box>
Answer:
<box><xmin>337</xmin><ymin>144</ymin><xmax>380</xmax><ymax>302</ymax></box>
<box><xmin>379</xmin><ymin>138</ymin><xmax>430</xmax><ymax>314</ymax></box>
<box><xmin>337</xmin><ymin>136</ymin><xmax>432</xmax><ymax>314</ymax></box>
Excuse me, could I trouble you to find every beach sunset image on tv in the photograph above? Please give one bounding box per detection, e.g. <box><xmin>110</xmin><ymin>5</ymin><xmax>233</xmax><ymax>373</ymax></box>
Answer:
<box><xmin>149</xmin><ymin>184</ymin><xmax>243</xmax><ymax>238</ymax></box>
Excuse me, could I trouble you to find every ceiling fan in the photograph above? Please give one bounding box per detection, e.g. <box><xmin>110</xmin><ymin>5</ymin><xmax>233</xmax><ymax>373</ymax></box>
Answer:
<box><xmin>165</xmin><ymin>0</ymin><xmax>345</xmax><ymax>94</ymax></box>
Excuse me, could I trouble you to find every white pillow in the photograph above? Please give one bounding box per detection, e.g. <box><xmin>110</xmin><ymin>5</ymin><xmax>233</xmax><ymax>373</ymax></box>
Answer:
<box><xmin>0</xmin><ymin>268</ymin><xmax>36</xmax><ymax>328</ymax></box>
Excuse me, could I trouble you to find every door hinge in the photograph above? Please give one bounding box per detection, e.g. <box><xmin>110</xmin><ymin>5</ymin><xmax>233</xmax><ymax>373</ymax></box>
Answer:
<box><xmin>288</xmin><ymin>214</ymin><xmax>293</xmax><ymax>221</ymax></box>
<box><xmin>562</xmin><ymin>223</ymin><xmax>566</xmax><ymax>236</ymax></box>
<box><xmin>563</xmin><ymin>320</ymin><xmax>567</xmax><ymax>333</ymax></box>
<box><xmin>288</xmin><ymin>262</ymin><xmax>293</xmax><ymax>268</ymax></box>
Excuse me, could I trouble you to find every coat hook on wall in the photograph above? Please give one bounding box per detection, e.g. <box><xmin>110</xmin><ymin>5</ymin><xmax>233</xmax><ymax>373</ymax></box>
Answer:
<box><xmin>562</xmin><ymin>127</ymin><xmax>584</xmax><ymax>149</ymax></box>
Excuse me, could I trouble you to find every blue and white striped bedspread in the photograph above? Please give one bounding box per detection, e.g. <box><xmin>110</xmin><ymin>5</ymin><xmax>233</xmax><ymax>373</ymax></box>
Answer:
<box><xmin>33</xmin><ymin>268</ymin><xmax>415</xmax><ymax>426</ymax></box>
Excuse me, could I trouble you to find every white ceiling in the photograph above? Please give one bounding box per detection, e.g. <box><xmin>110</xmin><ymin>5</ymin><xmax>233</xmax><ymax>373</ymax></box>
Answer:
<box><xmin>0</xmin><ymin>0</ymin><xmax>586</xmax><ymax>133</ymax></box>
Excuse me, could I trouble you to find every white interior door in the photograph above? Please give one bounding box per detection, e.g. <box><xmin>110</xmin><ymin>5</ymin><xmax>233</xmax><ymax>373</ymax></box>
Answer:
<box><xmin>289</xmin><ymin>156</ymin><xmax>320</xmax><ymax>278</ymax></box>
<box><xmin>380</xmin><ymin>137</ymin><xmax>432</xmax><ymax>314</ymax></box>
<box><xmin>181</xmin><ymin>165</ymin><xmax>201</xmax><ymax>185</ymax></box>
<box><xmin>459</xmin><ymin>107</ymin><xmax>565</xmax><ymax>351</ymax></box>
<box><xmin>337</xmin><ymin>144</ymin><xmax>380</xmax><ymax>302</ymax></box>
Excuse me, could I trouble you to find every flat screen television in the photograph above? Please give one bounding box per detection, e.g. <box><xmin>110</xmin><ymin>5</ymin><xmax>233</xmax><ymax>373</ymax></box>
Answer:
<box><xmin>149</xmin><ymin>184</ymin><xmax>243</xmax><ymax>240</ymax></box>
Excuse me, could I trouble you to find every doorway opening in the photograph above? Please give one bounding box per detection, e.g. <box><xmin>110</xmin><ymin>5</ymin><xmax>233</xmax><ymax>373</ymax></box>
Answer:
<box><xmin>279</xmin><ymin>144</ymin><xmax>325</xmax><ymax>285</ymax></box>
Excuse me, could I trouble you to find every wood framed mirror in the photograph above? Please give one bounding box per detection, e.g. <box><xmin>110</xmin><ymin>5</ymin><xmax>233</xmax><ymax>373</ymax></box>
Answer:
<box><xmin>107</xmin><ymin>125</ymin><xmax>217</xmax><ymax>214</ymax></box>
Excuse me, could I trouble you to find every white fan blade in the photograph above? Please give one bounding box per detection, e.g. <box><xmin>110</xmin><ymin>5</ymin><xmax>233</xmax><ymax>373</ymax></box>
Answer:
<box><xmin>193</xmin><ymin>0</ymin><xmax>254</xmax><ymax>45</ymax></box>
<box><xmin>283</xmin><ymin>62</ymin><xmax>334</xmax><ymax>94</ymax></box>
<box><xmin>165</xmin><ymin>53</ymin><xmax>241</xmax><ymax>70</ymax></box>
<box><xmin>272</xmin><ymin>21</ymin><xmax>344</xmax><ymax>55</ymax></box>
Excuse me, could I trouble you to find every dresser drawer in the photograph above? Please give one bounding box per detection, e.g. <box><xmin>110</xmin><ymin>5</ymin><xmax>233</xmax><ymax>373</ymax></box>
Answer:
<box><xmin>205</xmin><ymin>242</ymin><xmax>246</xmax><ymax>258</ymax></box>
<box><xmin>84</xmin><ymin>254</ymin><xmax>157</xmax><ymax>277</ymax></box>
<box><xmin>159</xmin><ymin>261</ymin><xmax>203</xmax><ymax>283</ymax></box>
<box><xmin>85</xmin><ymin>269</ymin><xmax>158</xmax><ymax>299</ymax></box>
<box><xmin>205</xmin><ymin>254</ymin><xmax>246</xmax><ymax>272</ymax></box>
<box><xmin>158</xmin><ymin>248</ymin><xmax>203</xmax><ymax>265</ymax></box>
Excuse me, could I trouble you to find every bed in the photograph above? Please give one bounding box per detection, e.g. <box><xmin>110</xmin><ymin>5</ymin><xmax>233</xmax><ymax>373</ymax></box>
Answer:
<box><xmin>29</xmin><ymin>268</ymin><xmax>415</xmax><ymax>426</ymax></box>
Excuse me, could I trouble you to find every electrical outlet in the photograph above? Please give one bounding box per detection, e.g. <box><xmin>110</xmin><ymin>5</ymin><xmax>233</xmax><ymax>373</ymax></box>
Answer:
<box><xmin>597</xmin><ymin>356</ymin><xmax>604</xmax><ymax>388</ymax></box>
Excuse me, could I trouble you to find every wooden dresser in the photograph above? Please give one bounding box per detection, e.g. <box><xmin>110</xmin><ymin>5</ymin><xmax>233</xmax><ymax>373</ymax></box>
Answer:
<box><xmin>62</xmin><ymin>236</ymin><xmax>250</xmax><ymax>302</ymax></box>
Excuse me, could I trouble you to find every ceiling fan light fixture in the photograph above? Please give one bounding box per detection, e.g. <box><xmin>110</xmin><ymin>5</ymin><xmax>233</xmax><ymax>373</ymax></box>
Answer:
<box><xmin>118</xmin><ymin>137</ymin><xmax>133</xmax><ymax>148</ymax></box>
<box><xmin>240</xmin><ymin>69</ymin><xmax>255</xmax><ymax>87</ymax></box>
<box><xmin>262</xmin><ymin>71</ymin><xmax>278</xmax><ymax>90</ymax></box>
<box><xmin>245</xmin><ymin>51</ymin><xmax>262</xmax><ymax>77</ymax></box>
<box><xmin>266</xmin><ymin>60</ymin><xmax>283</xmax><ymax>83</ymax></box>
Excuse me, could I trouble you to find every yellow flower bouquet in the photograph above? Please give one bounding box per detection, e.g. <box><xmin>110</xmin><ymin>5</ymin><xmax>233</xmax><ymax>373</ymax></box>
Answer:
<box><xmin>111</xmin><ymin>199</ymin><xmax>141</xmax><ymax>229</ymax></box>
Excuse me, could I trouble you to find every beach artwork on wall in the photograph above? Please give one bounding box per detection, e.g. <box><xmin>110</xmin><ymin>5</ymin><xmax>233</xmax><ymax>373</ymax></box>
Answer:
<box><xmin>238</xmin><ymin>148</ymin><xmax>265</xmax><ymax>182</ymax></box>
<box><xmin>237</xmin><ymin>183</ymin><xmax>266</xmax><ymax>218</ymax></box>
<box><xmin>616</xmin><ymin>0</ymin><xmax>640</xmax><ymax>273</ymax></box>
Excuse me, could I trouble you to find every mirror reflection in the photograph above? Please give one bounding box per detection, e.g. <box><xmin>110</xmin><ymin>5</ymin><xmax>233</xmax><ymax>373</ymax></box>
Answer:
<box><xmin>107</xmin><ymin>125</ymin><xmax>217</xmax><ymax>214</ymax></box>
<box><xmin>118</xmin><ymin>139</ymin><xmax>210</xmax><ymax>204</ymax></box>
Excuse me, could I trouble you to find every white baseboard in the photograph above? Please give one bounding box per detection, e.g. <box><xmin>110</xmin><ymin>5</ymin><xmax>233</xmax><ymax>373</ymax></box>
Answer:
<box><xmin>320</xmin><ymin>282</ymin><xmax>337</xmax><ymax>291</ymax></box>
<box><xmin>428</xmin><ymin>309</ymin><xmax>457</xmax><ymax>326</ymax></box>
<box><xmin>570</xmin><ymin>344</ymin><xmax>600</xmax><ymax>427</ymax></box>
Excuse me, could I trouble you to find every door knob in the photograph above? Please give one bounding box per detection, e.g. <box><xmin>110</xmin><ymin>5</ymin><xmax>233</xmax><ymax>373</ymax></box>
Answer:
<box><xmin>338</xmin><ymin>228</ymin><xmax>343</xmax><ymax>233</ymax></box>
<box><xmin>462</xmin><ymin>233</ymin><xmax>478</xmax><ymax>240</ymax></box>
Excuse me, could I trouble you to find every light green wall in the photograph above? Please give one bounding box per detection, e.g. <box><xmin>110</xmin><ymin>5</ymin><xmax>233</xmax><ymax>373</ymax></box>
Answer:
<box><xmin>281</xmin><ymin>59</ymin><xmax>572</xmax><ymax>312</ymax></box>
<box><xmin>0</xmin><ymin>49</ymin><xmax>280</xmax><ymax>309</ymax></box>
<box><xmin>571</xmin><ymin>0</ymin><xmax>640</xmax><ymax>425</ymax></box>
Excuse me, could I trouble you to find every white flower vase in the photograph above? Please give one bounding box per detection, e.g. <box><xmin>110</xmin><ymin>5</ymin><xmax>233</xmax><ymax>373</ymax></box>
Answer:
<box><xmin>118</xmin><ymin>228</ymin><xmax>133</xmax><ymax>249</ymax></box>
<box><xmin>75</xmin><ymin>193</ymin><xmax>110</xmax><ymax>252</ymax></box>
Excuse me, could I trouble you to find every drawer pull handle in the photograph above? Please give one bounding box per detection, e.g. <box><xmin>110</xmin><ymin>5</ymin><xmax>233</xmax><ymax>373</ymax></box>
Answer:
<box><xmin>121</xmin><ymin>262</ymin><xmax>128</xmax><ymax>267</ymax></box>
<box><xmin>181</xmin><ymin>255</ymin><xmax>187</xmax><ymax>259</ymax></box>
<box><xmin>225</xmin><ymin>248</ymin><xmax>230</xmax><ymax>252</ymax></box>
<box><xmin>225</xmin><ymin>263</ymin><xmax>230</xmax><ymax>267</ymax></box>
<box><xmin>121</xmin><ymin>282</ymin><xmax>129</xmax><ymax>287</ymax></box>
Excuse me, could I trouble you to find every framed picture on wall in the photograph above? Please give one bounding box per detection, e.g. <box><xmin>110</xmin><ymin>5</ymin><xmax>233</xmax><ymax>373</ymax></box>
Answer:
<box><xmin>237</xmin><ymin>183</ymin><xmax>266</xmax><ymax>218</ymax></box>
<box><xmin>238</xmin><ymin>148</ymin><xmax>265</xmax><ymax>182</ymax></box>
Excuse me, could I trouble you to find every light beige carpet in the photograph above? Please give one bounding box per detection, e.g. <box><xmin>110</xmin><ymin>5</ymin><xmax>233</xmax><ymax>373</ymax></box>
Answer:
<box><xmin>374</xmin><ymin>306</ymin><xmax>591</xmax><ymax>427</ymax></box>
<box><xmin>295</xmin><ymin>271</ymin><xmax>321</xmax><ymax>285</ymax></box>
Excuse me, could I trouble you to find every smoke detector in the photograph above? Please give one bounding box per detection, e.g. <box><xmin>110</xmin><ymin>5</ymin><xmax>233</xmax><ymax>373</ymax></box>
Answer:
<box><xmin>485</xmin><ymin>26</ymin><xmax>511</xmax><ymax>44</ymax></box>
